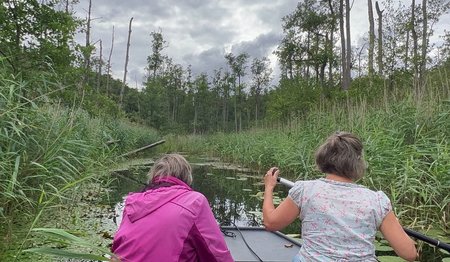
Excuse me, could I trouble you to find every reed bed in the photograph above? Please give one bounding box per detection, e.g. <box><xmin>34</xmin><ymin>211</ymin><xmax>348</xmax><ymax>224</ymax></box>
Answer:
<box><xmin>163</xmin><ymin>76</ymin><xmax>450</xmax><ymax>232</ymax></box>
<box><xmin>0</xmin><ymin>73</ymin><xmax>160</xmax><ymax>260</ymax></box>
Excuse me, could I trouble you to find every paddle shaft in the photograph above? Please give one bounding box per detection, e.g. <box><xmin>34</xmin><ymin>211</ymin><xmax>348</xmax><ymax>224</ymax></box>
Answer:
<box><xmin>275</xmin><ymin>177</ymin><xmax>450</xmax><ymax>253</ymax></box>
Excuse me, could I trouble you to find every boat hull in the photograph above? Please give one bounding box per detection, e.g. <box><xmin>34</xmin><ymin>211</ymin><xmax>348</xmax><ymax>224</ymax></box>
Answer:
<box><xmin>221</xmin><ymin>226</ymin><xmax>302</xmax><ymax>262</ymax></box>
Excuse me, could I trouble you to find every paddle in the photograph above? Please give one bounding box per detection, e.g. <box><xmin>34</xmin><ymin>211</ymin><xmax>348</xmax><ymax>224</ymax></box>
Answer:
<box><xmin>275</xmin><ymin>177</ymin><xmax>450</xmax><ymax>253</ymax></box>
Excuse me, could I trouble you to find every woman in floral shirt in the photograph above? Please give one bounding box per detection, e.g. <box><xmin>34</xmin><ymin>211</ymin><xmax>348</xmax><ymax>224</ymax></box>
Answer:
<box><xmin>263</xmin><ymin>132</ymin><xmax>417</xmax><ymax>261</ymax></box>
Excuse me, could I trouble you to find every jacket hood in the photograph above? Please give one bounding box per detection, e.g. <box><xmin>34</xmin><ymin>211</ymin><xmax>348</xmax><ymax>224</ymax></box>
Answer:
<box><xmin>126</xmin><ymin>176</ymin><xmax>192</xmax><ymax>222</ymax></box>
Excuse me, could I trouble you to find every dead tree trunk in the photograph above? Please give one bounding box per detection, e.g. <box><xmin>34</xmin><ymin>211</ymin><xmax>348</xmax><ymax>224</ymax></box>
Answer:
<box><xmin>375</xmin><ymin>1</ymin><xmax>384</xmax><ymax>75</ymax></box>
<box><xmin>404</xmin><ymin>23</ymin><xmax>410</xmax><ymax>70</ymax></box>
<box><xmin>120</xmin><ymin>17</ymin><xmax>133</xmax><ymax>108</ymax></box>
<box><xmin>411</xmin><ymin>0</ymin><xmax>419</xmax><ymax>91</ymax></box>
<box><xmin>345</xmin><ymin>0</ymin><xmax>351</xmax><ymax>88</ymax></box>
<box><xmin>96</xmin><ymin>40</ymin><xmax>103</xmax><ymax>91</ymax></box>
<box><xmin>327</xmin><ymin>0</ymin><xmax>336</xmax><ymax>85</ymax></box>
<box><xmin>420</xmin><ymin>0</ymin><xmax>428</xmax><ymax>88</ymax></box>
<box><xmin>368</xmin><ymin>0</ymin><xmax>375</xmax><ymax>78</ymax></box>
<box><xmin>339</xmin><ymin>0</ymin><xmax>348</xmax><ymax>90</ymax></box>
<box><xmin>106</xmin><ymin>26</ymin><xmax>115</xmax><ymax>96</ymax></box>
<box><xmin>83</xmin><ymin>0</ymin><xmax>92</xmax><ymax>87</ymax></box>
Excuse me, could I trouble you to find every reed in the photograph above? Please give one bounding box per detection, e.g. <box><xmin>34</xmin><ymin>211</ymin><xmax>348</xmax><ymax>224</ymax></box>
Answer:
<box><xmin>0</xmin><ymin>72</ymin><xmax>160</xmax><ymax>260</ymax></box>
<box><xmin>163</xmin><ymin>72</ymin><xmax>450</xmax><ymax>231</ymax></box>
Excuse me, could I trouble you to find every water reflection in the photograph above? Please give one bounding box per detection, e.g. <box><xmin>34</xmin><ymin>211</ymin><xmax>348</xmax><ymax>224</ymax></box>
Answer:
<box><xmin>192</xmin><ymin>166</ymin><xmax>264</xmax><ymax>227</ymax></box>
<box><xmin>109</xmin><ymin>165</ymin><xmax>297</xmax><ymax>231</ymax></box>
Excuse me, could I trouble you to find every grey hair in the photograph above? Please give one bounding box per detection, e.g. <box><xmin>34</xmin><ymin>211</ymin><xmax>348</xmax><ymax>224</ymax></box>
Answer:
<box><xmin>315</xmin><ymin>132</ymin><xmax>366</xmax><ymax>180</ymax></box>
<box><xmin>148</xmin><ymin>154</ymin><xmax>193</xmax><ymax>185</ymax></box>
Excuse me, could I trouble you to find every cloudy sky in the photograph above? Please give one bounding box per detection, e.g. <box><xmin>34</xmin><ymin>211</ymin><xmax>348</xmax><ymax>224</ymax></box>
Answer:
<box><xmin>73</xmin><ymin>0</ymin><xmax>449</xmax><ymax>88</ymax></box>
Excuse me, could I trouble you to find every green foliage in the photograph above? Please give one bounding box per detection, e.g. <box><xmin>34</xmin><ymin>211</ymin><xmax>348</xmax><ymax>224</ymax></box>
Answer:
<box><xmin>24</xmin><ymin>228</ymin><xmax>114</xmax><ymax>261</ymax></box>
<box><xmin>164</xmin><ymin>78</ymin><xmax>450</xmax><ymax>230</ymax></box>
<box><xmin>0</xmin><ymin>0</ymin><xmax>79</xmax><ymax>75</ymax></box>
<box><xmin>0</xmin><ymin>72</ymin><xmax>160</xmax><ymax>258</ymax></box>
<box><xmin>267</xmin><ymin>77</ymin><xmax>321</xmax><ymax>121</ymax></box>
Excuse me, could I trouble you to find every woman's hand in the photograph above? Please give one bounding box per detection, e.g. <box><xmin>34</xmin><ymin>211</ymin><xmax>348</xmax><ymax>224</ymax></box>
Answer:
<box><xmin>264</xmin><ymin>167</ymin><xmax>279</xmax><ymax>191</ymax></box>
<box><xmin>263</xmin><ymin>167</ymin><xmax>300</xmax><ymax>231</ymax></box>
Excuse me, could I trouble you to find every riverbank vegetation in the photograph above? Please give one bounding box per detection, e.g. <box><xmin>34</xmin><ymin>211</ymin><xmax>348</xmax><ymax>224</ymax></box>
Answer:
<box><xmin>161</xmin><ymin>66</ymin><xmax>450</xmax><ymax>231</ymax></box>
<box><xmin>0</xmin><ymin>71</ymin><xmax>160</xmax><ymax>259</ymax></box>
<box><xmin>1</xmin><ymin>0</ymin><xmax>449</xmax><ymax>260</ymax></box>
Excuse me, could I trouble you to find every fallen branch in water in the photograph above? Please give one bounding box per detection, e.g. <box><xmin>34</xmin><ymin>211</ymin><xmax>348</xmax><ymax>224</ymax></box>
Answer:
<box><xmin>118</xmin><ymin>140</ymin><xmax>165</xmax><ymax>158</ymax></box>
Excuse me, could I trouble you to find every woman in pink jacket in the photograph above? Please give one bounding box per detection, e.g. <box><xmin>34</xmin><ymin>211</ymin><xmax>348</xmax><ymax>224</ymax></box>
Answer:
<box><xmin>112</xmin><ymin>154</ymin><xmax>233</xmax><ymax>262</ymax></box>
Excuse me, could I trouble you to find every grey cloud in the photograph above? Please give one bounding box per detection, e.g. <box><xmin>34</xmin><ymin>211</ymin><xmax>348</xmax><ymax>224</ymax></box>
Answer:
<box><xmin>182</xmin><ymin>47</ymin><xmax>227</xmax><ymax>76</ymax></box>
<box><xmin>182</xmin><ymin>31</ymin><xmax>282</xmax><ymax>81</ymax></box>
<box><xmin>231</xmin><ymin>31</ymin><xmax>282</xmax><ymax>58</ymax></box>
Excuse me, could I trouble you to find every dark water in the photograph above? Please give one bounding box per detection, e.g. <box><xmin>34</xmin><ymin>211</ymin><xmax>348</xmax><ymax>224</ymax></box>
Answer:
<box><xmin>108</xmin><ymin>163</ymin><xmax>449</xmax><ymax>262</ymax></box>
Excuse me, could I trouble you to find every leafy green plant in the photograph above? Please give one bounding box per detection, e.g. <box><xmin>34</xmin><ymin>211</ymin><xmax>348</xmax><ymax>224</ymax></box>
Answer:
<box><xmin>24</xmin><ymin>228</ymin><xmax>115</xmax><ymax>261</ymax></box>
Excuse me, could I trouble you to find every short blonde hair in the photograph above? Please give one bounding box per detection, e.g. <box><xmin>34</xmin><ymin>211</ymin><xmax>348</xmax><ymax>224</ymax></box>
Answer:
<box><xmin>315</xmin><ymin>132</ymin><xmax>366</xmax><ymax>180</ymax></box>
<box><xmin>148</xmin><ymin>154</ymin><xmax>193</xmax><ymax>185</ymax></box>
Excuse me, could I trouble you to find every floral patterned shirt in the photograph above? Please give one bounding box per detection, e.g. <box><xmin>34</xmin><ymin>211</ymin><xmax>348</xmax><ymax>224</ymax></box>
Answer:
<box><xmin>288</xmin><ymin>178</ymin><xmax>392</xmax><ymax>261</ymax></box>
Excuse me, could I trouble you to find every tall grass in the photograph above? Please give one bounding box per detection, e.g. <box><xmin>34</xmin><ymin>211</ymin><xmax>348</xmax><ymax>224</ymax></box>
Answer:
<box><xmin>0</xmin><ymin>72</ymin><xmax>160</xmax><ymax>259</ymax></box>
<box><xmin>163</xmin><ymin>69</ymin><xmax>450</xmax><ymax>231</ymax></box>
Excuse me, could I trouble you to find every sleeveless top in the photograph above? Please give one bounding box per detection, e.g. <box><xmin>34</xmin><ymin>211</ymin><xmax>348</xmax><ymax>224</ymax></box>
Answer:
<box><xmin>288</xmin><ymin>178</ymin><xmax>392</xmax><ymax>261</ymax></box>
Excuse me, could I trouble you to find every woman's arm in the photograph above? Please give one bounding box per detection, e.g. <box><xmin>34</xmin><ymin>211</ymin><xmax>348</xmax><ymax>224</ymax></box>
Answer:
<box><xmin>380</xmin><ymin>211</ymin><xmax>417</xmax><ymax>261</ymax></box>
<box><xmin>263</xmin><ymin>167</ymin><xmax>300</xmax><ymax>231</ymax></box>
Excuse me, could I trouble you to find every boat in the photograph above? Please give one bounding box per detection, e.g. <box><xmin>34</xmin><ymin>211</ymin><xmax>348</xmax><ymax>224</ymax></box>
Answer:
<box><xmin>221</xmin><ymin>226</ymin><xmax>302</xmax><ymax>262</ymax></box>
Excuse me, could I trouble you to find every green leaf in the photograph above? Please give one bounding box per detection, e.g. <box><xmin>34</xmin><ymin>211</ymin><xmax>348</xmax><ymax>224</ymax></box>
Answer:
<box><xmin>32</xmin><ymin>228</ymin><xmax>86</xmax><ymax>244</ymax></box>
<box><xmin>24</xmin><ymin>247</ymin><xmax>109</xmax><ymax>261</ymax></box>
<box><xmin>8</xmin><ymin>155</ymin><xmax>21</xmax><ymax>194</ymax></box>
<box><xmin>377</xmin><ymin>256</ymin><xmax>404</xmax><ymax>262</ymax></box>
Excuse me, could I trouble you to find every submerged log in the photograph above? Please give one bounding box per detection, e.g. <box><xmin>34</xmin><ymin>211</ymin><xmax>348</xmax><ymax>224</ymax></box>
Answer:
<box><xmin>119</xmin><ymin>140</ymin><xmax>165</xmax><ymax>158</ymax></box>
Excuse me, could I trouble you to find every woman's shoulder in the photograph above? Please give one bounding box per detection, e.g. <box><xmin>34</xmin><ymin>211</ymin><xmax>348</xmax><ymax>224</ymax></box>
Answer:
<box><xmin>174</xmin><ymin>190</ymin><xmax>208</xmax><ymax>207</ymax></box>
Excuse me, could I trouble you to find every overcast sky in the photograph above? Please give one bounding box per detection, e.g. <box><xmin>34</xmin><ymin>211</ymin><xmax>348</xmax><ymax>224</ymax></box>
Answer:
<box><xmin>73</xmin><ymin>0</ymin><xmax>449</xmax><ymax>88</ymax></box>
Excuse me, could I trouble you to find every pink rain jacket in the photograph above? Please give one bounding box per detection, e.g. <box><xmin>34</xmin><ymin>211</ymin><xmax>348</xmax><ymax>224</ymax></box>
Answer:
<box><xmin>111</xmin><ymin>176</ymin><xmax>234</xmax><ymax>262</ymax></box>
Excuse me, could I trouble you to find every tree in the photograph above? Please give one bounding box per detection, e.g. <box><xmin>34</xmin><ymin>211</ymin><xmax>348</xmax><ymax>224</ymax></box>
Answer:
<box><xmin>82</xmin><ymin>0</ymin><xmax>92</xmax><ymax>86</ymax></box>
<box><xmin>411</xmin><ymin>0</ymin><xmax>420</xmax><ymax>88</ymax></box>
<box><xmin>420</xmin><ymin>0</ymin><xmax>428</xmax><ymax>88</ymax></box>
<box><xmin>96</xmin><ymin>39</ymin><xmax>103</xmax><ymax>91</ymax></box>
<box><xmin>375</xmin><ymin>1</ymin><xmax>384</xmax><ymax>76</ymax></box>
<box><xmin>339</xmin><ymin>0</ymin><xmax>346</xmax><ymax>89</ymax></box>
<box><xmin>120</xmin><ymin>17</ymin><xmax>133</xmax><ymax>108</ymax></box>
<box><xmin>146</xmin><ymin>30</ymin><xmax>167</xmax><ymax>80</ymax></box>
<box><xmin>326</xmin><ymin>0</ymin><xmax>338</xmax><ymax>85</ymax></box>
<box><xmin>345</xmin><ymin>0</ymin><xmax>351</xmax><ymax>88</ymax></box>
<box><xmin>368</xmin><ymin>0</ymin><xmax>375</xmax><ymax>78</ymax></box>
<box><xmin>191</xmin><ymin>73</ymin><xmax>212</xmax><ymax>134</ymax></box>
<box><xmin>106</xmin><ymin>26</ymin><xmax>115</xmax><ymax>95</ymax></box>
<box><xmin>277</xmin><ymin>0</ymin><xmax>334</xmax><ymax>83</ymax></box>
<box><xmin>225</xmin><ymin>52</ymin><xmax>249</xmax><ymax>132</ymax></box>
<box><xmin>0</xmin><ymin>0</ymin><xmax>78</xmax><ymax>76</ymax></box>
<box><xmin>275</xmin><ymin>31</ymin><xmax>298</xmax><ymax>79</ymax></box>
<box><xmin>250</xmin><ymin>57</ymin><xmax>272</xmax><ymax>124</ymax></box>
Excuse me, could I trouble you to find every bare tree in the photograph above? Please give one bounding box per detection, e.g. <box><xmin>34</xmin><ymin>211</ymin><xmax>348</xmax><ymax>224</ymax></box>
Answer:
<box><xmin>368</xmin><ymin>0</ymin><xmax>375</xmax><ymax>78</ymax></box>
<box><xmin>96</xmin><ymin>40</ymin><xmax>102</xmax><ymax>91</ymax></box>
<box><xmin>327</xmin><ymin>0</ymin><xmax>336</xmax><ymax>84</ymax></box>
<box><xmin>411</xmin><ymin>0</ymin><xmax>419</xmax><ymax>90</ymax></box>
<box><xmin>375</xmin><ymin>1</ymin><xmax>384</xmax><ymax>75</ymax></box>
<box><xmin>120</xmin><ymin>17</ymin><xmax>133</xmax><ymax>108</ymax></box>
<box><xmin>345</xmin><ymin>0</ymin><xmax>351</xmax><ymax>87</ymax></box>
<box><xmin>357</xmin><ymin>43</ymin><xmax>367</xmax><ymax>77</ymax></box>
<box><xmin>83</xmin><ymin>0</ymin><xmax>92</xmax><ymax>86</ymax></box>
<box><xmin>106</xmin><ymin>26</ymin><xmax>114</xmax><ymax>95</ymax></box>
<box><xmin>420</xmin><ymin>0</ymin><xmax>428</xmax><ymax>88</ymax></box>
<box><xmin>339</xmin><ymin>0</ymin><xmax>351</xmax><ymax>90</ymax></box>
